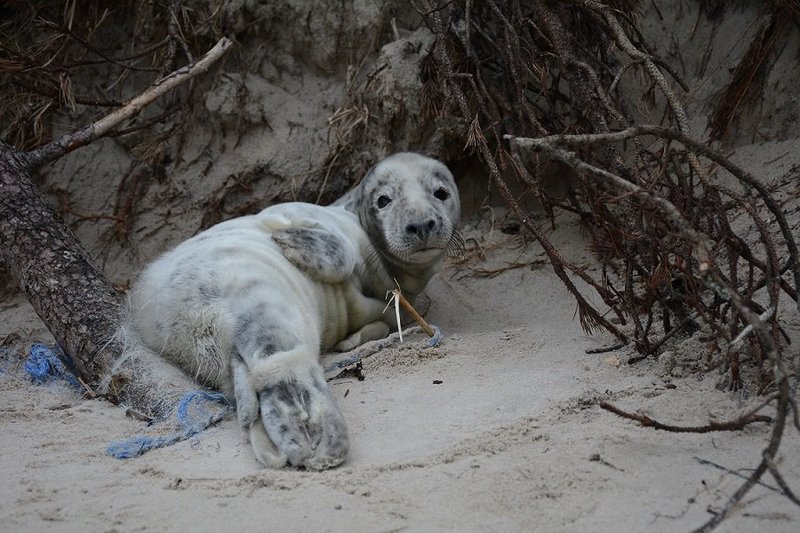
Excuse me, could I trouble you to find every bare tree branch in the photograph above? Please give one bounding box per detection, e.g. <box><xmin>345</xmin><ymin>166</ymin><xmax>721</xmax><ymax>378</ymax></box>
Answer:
<box><xmin>508</xmin><ymin>125</ymin><xmax>800</xmax><ymax>314</ymax></box>
<box><xmin>25</xmin><ymin>37</ymin><xmax>233</xmax><ymax>169</ymax></box>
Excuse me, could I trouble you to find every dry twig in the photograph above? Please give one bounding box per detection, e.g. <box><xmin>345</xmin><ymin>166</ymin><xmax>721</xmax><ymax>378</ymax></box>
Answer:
<box><xmin>25</xmin><ymin>37</ymin><xmax>233</xmax><ymax>169</ymax></box>
<box><xmin>412</xmin><ymin>3</ymin><xmax>799</xmax><ymax>530</ymax></box>
<box><xmin>598</xmin><ymin>401</ymin><xmax>772</xmax><ymax>433</ymax></box>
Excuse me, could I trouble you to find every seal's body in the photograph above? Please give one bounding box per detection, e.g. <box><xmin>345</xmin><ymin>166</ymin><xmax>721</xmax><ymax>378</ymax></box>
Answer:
<box><xmin>126</xmin><ymin>153</ymin><xmax>460</xmax><ymax>469</ymax></box>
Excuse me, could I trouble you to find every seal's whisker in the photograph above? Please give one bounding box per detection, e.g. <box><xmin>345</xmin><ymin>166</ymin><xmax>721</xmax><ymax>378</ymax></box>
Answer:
<box><xmin>446</xmin><ymin>230</ymin><xmax>466</xmax><ymax>259</ymax></box>
<box><xmin>361</xmin><ymin>247</ymin><xmax>382</xmax><ymax>275</ymax></box>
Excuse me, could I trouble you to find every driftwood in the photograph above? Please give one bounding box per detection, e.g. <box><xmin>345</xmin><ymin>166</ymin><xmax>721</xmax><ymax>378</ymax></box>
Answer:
<box><xmin>0</xmin><ymin>37</ymin><xmax>232</xmax><ymax>392</ymax></box>
<box><xmin>0</xmin><ymin>144</ymin><xmax>124</xmax><ymax>380</ymax></box>
<box><xmin>598</xmin><ymin>400</ymin><xmax>774</xmax><ymax>433</ymax></box>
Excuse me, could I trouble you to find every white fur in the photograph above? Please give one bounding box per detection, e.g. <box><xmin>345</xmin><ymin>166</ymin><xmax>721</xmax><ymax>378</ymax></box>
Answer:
<box><xmin>124</xmin><ymin>153</ymin><xmax>460</xmax><ymax>470</ymax></box>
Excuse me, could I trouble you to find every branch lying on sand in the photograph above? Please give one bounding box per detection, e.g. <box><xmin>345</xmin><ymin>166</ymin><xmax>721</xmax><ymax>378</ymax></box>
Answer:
<box><xmin>508</xmin><ymin>127</ymin><xmax>798</xmax><ymax>531</ymax></box>
<box><xmin>598</xmin><ymin>400</ymin><xmax>773</xmax><ymax>433</ymax></box>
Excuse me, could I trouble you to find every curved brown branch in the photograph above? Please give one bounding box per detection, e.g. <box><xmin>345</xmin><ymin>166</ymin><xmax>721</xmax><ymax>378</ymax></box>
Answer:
<box><xmin>598</xmin><ymin>401</ymin><xmax>773</xmax><ymax>433</ymax></box>
<box><xmin>765</xmin><ymin>454</ymin><xmax>800</xmax><ymax>506</ymax></box>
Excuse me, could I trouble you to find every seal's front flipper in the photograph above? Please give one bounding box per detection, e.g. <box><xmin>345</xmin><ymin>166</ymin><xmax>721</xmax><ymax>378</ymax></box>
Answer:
<box><xmin>232</xmin><ymin>353</ymin><xmax>288</xmax><ymax>468</ymax></box>
<box><xmin>272</xmin><ymin>227</ymin><xmax>356</xmax><ymax>283</ymax></box>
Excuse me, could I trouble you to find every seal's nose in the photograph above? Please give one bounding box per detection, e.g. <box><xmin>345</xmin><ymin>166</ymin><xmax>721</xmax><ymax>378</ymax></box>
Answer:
<box><xmin>405</xmin><ymin>219</ymin><xmax>437</xmax><ymax>240</ymax></box>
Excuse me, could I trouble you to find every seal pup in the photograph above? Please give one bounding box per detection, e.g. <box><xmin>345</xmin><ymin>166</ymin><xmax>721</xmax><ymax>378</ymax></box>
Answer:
<box><xmin>125</xmin><ymin>152</ymin><xmax>461</xmax><ymax>470</ymax></box>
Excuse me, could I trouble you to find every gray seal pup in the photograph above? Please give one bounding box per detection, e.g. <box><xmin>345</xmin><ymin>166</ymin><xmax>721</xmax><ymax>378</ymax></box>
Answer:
<box><xmin>124</xmin><ymin>152</ymin><xmax>461</xmax><ymax>470</ymax></box>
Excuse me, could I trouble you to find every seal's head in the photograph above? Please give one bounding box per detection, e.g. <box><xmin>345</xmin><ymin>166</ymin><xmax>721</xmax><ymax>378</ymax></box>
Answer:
<box><xmin>338</xmin><ymin>152</ymin><xmax>461</xmax><ymax>272</ymax></box>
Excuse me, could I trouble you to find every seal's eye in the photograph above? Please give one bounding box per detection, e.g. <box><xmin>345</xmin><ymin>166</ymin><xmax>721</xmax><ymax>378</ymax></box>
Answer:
<box><xmin>377</xmin><ymin>195</ymin><xmax>392</xmax><ymax>209</ymax></box>
<box><xmin>434</xmin><ymin>187</ymin><xmax>450</xmax><ymax>201</ymax></box>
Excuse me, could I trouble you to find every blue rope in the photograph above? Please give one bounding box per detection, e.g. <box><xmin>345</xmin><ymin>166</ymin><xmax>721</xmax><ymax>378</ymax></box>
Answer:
<box><xmin>106</xmin><ymin>390</ymin><xmax>229</xmax><ymax>459</ymax></box>
<box><xmin>427</xmin><ymin>325</ymin><xmax>444</xmax><ymax>348</ymax></box>
<box><xmin>23</xmin><ymin>343</ymin><xmax>81</xmax><ymax>389</ymax></box>
<box><xmin>324</xmin><ymin>325</ymin><xmax>443</xmax><ymax>374</ymax></box>
<box><xmin>18</xmin><ymin>343</ymin><xmax>229</xmax><ymax>459</ymax></box>
<box><xmin>176</xmin><ymin>390</ymin><xmax>229</xmax><ymax>431</ymax></box>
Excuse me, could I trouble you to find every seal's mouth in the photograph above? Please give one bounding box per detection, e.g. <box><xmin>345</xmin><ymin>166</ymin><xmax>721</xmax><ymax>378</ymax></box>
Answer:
<box><xmin>407</xmin><ymin>247</ymin><xmax>444</xmax><ymax>263</ymax></box>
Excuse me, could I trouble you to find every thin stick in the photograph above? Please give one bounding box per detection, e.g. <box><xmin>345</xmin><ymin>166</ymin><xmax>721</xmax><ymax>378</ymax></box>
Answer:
<box><xmin>384</xmin><ymin>289</ymin><xmax>404</xmax><ymax>343</ymax></box>
<box><xmin>26</xmin><ymin>37</ymin><xmax>234</xmax><ymax>169</ymax></box>
<box><xmin>77</xmin><ymin>376</ymin><xmax>98</xmax><ymax>399</ymax></box>
<box><xmin>395</xmin><ymin>290</ymin><xmax>436</xmax><ymax>338</ymax></box>
<box><xmin>729</xmin><ymin>306</ymin><xmax>775</xmax><ymax>351</ymax></box>
<box><xmin>694</xmin><ymin>457</ymin><xmax>783</xmax><ymax>494</ymax></box>
<box><xmin>585</xmin><ymin>342</ymin><xmax>627</xmax><ymax>354</ymax></box>
<box><xmin>598</xmin><ymin>401</ymin><xmax>772</xmax><ymax>433</ymax></box>
<box><xmin>764</xmin><ymin>454</ymin><xmax>800</xmax><ymax>506</ymax></box>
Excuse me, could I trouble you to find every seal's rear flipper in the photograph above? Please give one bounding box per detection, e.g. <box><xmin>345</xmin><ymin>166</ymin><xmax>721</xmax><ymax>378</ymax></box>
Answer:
<box><xmin>246</xmin><ymin>348</ymin><xmax>349</xmax><ymax>470</ymax></box>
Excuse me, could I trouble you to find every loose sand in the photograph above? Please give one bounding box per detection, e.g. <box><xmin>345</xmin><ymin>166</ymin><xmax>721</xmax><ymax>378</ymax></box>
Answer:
<box><xmin>2</xmin><ymin>178</ymin><xmax>798</xmax><ymax>531</ymax></box>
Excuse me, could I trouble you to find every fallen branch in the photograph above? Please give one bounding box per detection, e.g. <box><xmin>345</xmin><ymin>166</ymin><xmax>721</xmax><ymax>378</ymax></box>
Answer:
<box><xmin>509</xmin><ymin>125</ymin><xmax>796</xmax><ymax>533</ymax></box>
<box><xmin>0</xmin><ymin>35</ymin><xmax>234</xmax><ymax>392</ymax></box>
<box><xmin>598</xmin><ymin>400</ymin><xmax>772</xmax><ymax>433</ymax></box>
<box><xmin>585</xmin><ymin>342</ymin><xmax>627</xmax><ymax>355</ymax></box>
<box><xmin>764</xmin><ymin>454</ymin><xmax>800</xmax><ymax>506</ymax></box>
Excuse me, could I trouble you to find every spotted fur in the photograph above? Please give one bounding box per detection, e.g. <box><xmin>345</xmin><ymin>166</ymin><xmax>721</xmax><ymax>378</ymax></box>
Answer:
<box><xmin>126</xmin><ymin>153</ymin><xmax>460</xmax><ymax>470</ymax></box>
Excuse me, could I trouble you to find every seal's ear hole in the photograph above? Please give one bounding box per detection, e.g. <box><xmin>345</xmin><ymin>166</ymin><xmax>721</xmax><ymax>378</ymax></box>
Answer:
<box><xmin>377</xmin><ymin>195</ymin><xmax>392</xmax><ymax>209</ymax></box>
<box><xmin>434</xmin><ymin>187</ymin><xmax>450</xmax><ymax>201</ymax></box>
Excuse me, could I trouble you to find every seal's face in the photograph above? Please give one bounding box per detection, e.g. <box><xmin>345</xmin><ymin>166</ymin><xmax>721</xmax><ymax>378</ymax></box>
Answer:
<box><xmin>356</xmin><ymin>153</ymin><xmax>461</xmax><ymax>268</ymax></box>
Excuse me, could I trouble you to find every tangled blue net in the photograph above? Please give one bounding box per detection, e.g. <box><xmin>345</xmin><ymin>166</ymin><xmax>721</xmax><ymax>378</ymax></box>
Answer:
<box><xmin>21</xmin><ymin>343</ymin><xmax>228</xmax><ymax>459</ymax></box>
<box><xmin>324</xmin><ymin>324</ymin><xmax>443</xmax><ymax>376</ymax></box>
<box><xmin>23</xmin><ymin>343</ymin><xmax>81</xmax><ymax>389</ymax></box>
<box><xmin>106</xmin><ymin>390</ymin><xmax>230</xmax><ymax>459</ymax></box>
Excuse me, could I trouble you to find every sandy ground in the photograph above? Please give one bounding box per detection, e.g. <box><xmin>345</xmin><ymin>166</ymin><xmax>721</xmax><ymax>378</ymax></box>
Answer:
<box><xmin>1</xmin><ymin>195</ymin><xmax>799</xmax><ymax>532</ymax></box>
<box><xmin>2</xmin><ymin>2</ymin><xmax>800</xmax><ymax>532</ymax></box>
